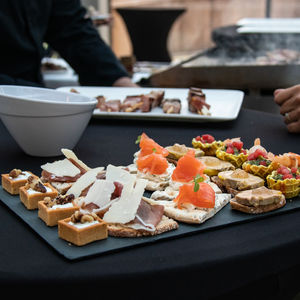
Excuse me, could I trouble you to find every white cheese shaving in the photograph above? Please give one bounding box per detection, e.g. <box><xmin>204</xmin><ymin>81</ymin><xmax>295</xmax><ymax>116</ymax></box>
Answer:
<box><xmin>106</xmin><ymin>164</ymin><xmax>136</xmax><ymax>185</ymax></box>
<box><xmin>103</xmin><ymin>179</ymin><xmax>147</xmax><ymax>224</ymax></box>
<box><xmin>61</xmin><ymin>148</ymin><xmax>90</xmax><ymax>171</ymax></box>
<box><xmin>66</xmin><ymin>167</ymin><xmax>104</xmax><ymax>198</ymax></box>
<box><xmin>41</xmin><ymin>158</ymin><xmax>80</xmax><ymax>177</ymax></box>
<box><xmin>83</xmin><ymin>179</ymin><xmax>116</xmax><ymax>208</ymax></box>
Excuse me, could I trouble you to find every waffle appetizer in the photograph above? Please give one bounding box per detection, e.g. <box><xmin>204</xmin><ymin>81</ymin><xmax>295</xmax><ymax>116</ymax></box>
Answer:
<box><xmin>216</xmin><ymin>137</ymin><xmax>248</xmax><ymax>168</ymax></box>
<box><xmin>242</xmin><ymin>138</ymin><xmax>278</xmax><ymax>178</ymax></box>
<box><xmin>192</xmin><ymin>134</ymin><xmax>223</xmax><ymax>156</ymax></box>
<box><xmin>266</xmin><ymin>165</ymin><xmax>300</xmax><ymax>199</ymax></box>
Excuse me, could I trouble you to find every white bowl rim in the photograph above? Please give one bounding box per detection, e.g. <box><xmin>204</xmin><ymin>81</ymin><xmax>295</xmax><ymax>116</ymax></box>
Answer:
<box><xmin>0</xmin><ymin>85</ymin><xmax>97</xmax><ymax>106</ymax></box>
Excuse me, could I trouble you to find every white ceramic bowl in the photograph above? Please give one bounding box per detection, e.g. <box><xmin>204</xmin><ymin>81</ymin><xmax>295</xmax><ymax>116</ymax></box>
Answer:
<box><xmin>0</xmin><ymin>85</ymin><xmax>97</xmax><ymax>157</ymax></box>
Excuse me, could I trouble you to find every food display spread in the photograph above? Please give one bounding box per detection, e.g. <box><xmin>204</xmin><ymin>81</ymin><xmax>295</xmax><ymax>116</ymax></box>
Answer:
<box><xmin>1</xmin><ymin>133</ymin><xmax>300</xmax><ymax>249</ymax></box>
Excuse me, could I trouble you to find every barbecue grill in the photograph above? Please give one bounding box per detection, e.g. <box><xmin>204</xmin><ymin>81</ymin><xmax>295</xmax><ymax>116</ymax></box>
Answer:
<box><xmin>149</xmin><ymin>24</ymin><xmax>300</xmax><ymax>92</ymax></box>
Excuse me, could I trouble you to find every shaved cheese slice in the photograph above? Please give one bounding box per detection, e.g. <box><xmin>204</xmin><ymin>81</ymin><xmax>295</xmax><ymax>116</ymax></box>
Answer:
<box><xmin>106</xmin><ymin>164</ymin><xmax>136</xmax><ymax>185</ymax></box>
<box><xmin>66</xmin><ymin>167</ymin><xmax>104</xmax><ymax>198</ymax></box>
<box><xmin>41</xmin><ymin>158</ymin><xmax>80</xmax><ymax>177</ymax></box>
<box><xmin>83</xmin><ymin>179</ymin><xmax>116</xmax><ymax>208</ymax></box>
<box><xmin>103</xmin><ymin>179</ymin><xmax>147</xmax><ymax>224</ymax></box>
<box><xmin>61</xmin><ymin>148</ymin><xmax>90</xmax><ymax>171</ymax></box>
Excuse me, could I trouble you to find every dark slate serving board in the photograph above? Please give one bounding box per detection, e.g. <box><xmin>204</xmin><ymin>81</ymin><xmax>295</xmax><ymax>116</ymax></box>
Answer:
<box><xmin>1</xmin><ymin>187</ymin><xmax>300</xmax><ymax>261</ymax></box>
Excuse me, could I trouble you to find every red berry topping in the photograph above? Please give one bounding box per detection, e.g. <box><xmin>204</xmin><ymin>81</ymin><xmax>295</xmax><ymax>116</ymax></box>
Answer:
<box><xmin>254</xmin><ymin>149</ymin><xmax>267</xmax><ymax>159</ymax></box>
<box><xmin>291</xmin><ymin>167</ymin><xmax>298</xmax><ymax>174</ymax></box>
<box><xmin>296</xmin><ymin>175</ymin><xmax>300</xmax><ymax>180</ymax></box>
<box><xmin>226</xmin><ymin>146</ymin><xmax>234</xmax><ymax>154</ymax></box>
<box><xmin>283</xmin><ymin>174</ymin><xmax>293</xmax><ymax>179</ymax></box>
<box><xmin>201</xmin><ymin>134</ymin><xmax>215</xmax><ymax>143</ymax></box>
<box><xmin>259</xmin><ymin>160</ymin><xmax>267</xmax><ymax>166</ymax></box>
<box><xmin>232</xmin><ymin>141</ymin><xmax>243</xmax><ymax>150</ymax></box>
<box><xmin>277</xmin><ymin>166</ymin><xmax>290</xmax><ymax>175</ymax></box>
<box><xmin>241</xmin><ymin>149</ymin><xmax>247</xmax><ymax>155</ymax></box>
<box><xmin>248</xmin><ymin>153</ymin><xmax>256</xmax><ymax>161</ymax></box>
<box><xmin>195</xmin><ymin>136</ymin><xmax>202</xmax><ymax>141</ymax></box>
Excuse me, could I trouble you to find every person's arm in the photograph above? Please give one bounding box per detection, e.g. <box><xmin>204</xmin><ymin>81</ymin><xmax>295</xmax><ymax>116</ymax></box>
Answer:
<box><xmin>274</xmin><ymin>85</ymin><xmax>300</xmax><ymax>133</ymax></box>
<box><xmin>0</xmin><ymin>74</ymin><xmax>43</xmax><ymax>87</ymax></box>
<box><xmin>44</xmin><ymin>0</ymin><xmax>136</xmax><ymax>87</ymax></box>
<box><xmin>112</xmin><ymin>76</ymin><xmax>138</xmax><ymax>87</ymax></box>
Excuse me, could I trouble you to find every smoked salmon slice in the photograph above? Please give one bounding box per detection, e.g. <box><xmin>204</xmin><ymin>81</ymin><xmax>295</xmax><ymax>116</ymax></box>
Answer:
<box><xmin>174</xmin><ymin>182</ymin><xmax>215</xmax><ymax>209</ymax></box>
<box><xmin>137</xmin><ymin>152</ymin><xmax>169</xmax><ymax>175</ymax></box>
<box><xmin>138</xmin><ymin>133</ymin><xmax>169</xmax><ymax>158</ymax></box>
<box><xmin>171</xmin><ymin>150</ymin><xmax>205</xmax><ymax>182</ymax></box>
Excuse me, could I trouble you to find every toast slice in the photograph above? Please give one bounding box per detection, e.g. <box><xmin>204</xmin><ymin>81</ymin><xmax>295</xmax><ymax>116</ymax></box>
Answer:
<box><xmin>230</xmin><ymin>197</ymin><xmax>286</xmax><ymax>214</ymax></box>
<box><xmin>145</xmin><ymin>193</ymin><xmax>231</xmax><ymax>224</ymax></box>
<box><xmin>107</xmin><ymin>215</ymin><xmax>178</xmax><ymax>237</ymax></box>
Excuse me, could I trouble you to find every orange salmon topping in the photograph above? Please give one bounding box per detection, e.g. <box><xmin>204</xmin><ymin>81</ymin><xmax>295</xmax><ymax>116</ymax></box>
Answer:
<box><xmin>174</xmin><ymin>182</ymin><xmax>215</xmax><ymax>209</ymax></box>
<box><xmin>138</xmin><ymin>133</ymin><xmax>169</xmax><ymax>158</ymax></box>
<box><xmin>137</xmin><ymin>152</ymin><xmax>169</xmax><ymax>175</ymax></box>
<box><xmin>171</xmin><ymin>150</ymin><xmax>205</xmax><ymax>183</ymax></box>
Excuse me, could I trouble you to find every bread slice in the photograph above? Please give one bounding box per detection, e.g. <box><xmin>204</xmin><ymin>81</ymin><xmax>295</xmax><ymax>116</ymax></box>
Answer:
<box><xmin>145</xmin><ymin>193</ymin><xmax>231</xmax><ymax>224</ymax></box>
<box><xmin>230</xmin><ymin>196</ymin><xmax>286</xmax><ymax>214</ymax></box>
<box><xmin>107</xmin><ymin>215</ymin><xmax>178</xmax><ymax>237</ymax></box>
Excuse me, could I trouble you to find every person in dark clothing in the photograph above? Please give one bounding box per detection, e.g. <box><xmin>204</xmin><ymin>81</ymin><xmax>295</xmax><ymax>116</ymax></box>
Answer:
<box><xmin>0</xmin><ymin>0</ymin><xmax>137</xmax><ymax>87</ymax></box>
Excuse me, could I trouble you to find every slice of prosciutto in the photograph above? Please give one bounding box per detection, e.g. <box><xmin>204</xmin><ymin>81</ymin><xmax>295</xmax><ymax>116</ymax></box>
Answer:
<box><xmin>126</xmin><ymin>199</ymin><xmax>164</xmax><ymax>232</ymax></box>
<box><xmin>41</xmin><ymin>158</ymin><xmax>87</xmax><ymax>183</ymax></box>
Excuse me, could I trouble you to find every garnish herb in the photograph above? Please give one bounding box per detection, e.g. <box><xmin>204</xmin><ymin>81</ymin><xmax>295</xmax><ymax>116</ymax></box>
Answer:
<box><xmin>193</xmin><ymin>174</ymin><xmax>204</xmax><ymax>192</ymax></box>
<box><xmin>135</xmin><ymin>135</ymin><xmax>141</xmax><ymax>144</ymax></box>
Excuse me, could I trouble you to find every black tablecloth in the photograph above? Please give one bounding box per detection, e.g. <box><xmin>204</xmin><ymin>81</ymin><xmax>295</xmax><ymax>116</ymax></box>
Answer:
<box><xmin>1</xmin><ymin>109</ymin><xmax>300</xmax><ymax>300</ymax></box>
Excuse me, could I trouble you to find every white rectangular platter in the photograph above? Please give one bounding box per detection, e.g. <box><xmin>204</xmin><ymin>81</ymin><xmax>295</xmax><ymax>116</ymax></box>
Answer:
<box><xmin>57</xmin><ymin>87</ymin><xmax>244</xmax><ymax>122</ymax></box>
